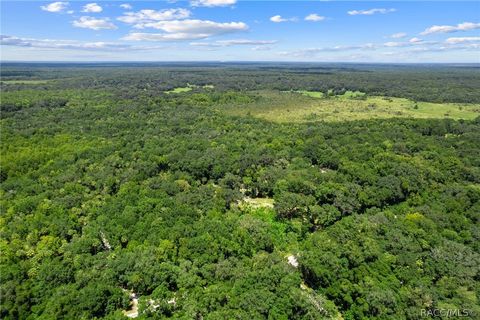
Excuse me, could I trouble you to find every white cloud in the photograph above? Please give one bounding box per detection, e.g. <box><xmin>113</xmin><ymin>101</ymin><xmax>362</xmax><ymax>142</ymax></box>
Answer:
<box><xmin>252</xmin><ymin>46</ymin><xmax>272</xmax><ymax>51</ymax></box>
<box><xmin>384</xmin><ymin>41</ymin><xmax>403</xmax><ymax>47</ymax></box>
<box><xmin>420</xmin><ymin>22</ymin><xmax>480</xmax><ymax>35</ymax></box>
<box><xmin>217</xmin><ymin>39</ymin><xmax>276</xmax><ymax>46</ymax></box>
<box><xmin>305</xmin><ymin>14</ymin><xmax>325</xmax><ymax>22</ymax></box>
<box><xmin>445</xmin><ymin>37</ymin><xmax>480</xmax><ymax>44</ymax></box>
<box><xmin>402</xmin><ymin>42</ymin><xmax>480</xmax><ymax>54</ymax></box>
<box><xmin>390</xmin><ymin>32</ymin><xmax>407</xmax><ymax>39</ymax></box>
<box><xmin>190</xmin><ymin>39</ymin><xmax>277</xmax><ymax>47</ymax></box>
<box><xmin>117</xmin><ymin>9</ymin><xmax>191</xmax><ymax>25</ymax></box>
<box><xmin>384</xmin><ymin>38</ymin><xmax>429</xmax><ymax>47</ymax></box>
<box><xmin>82</xmin><ymin>3</ymin><xmax>102</xmax><ymax>13</ymax></box>
<box><xmin>270</xmin><ymin>15</ymin><xmax>286</xmax><ymax>23</ymax></box>
<box><xmin>133</xmin><ymin>19</ymin><xmax>246</xmax><ymax>33</ymax></box>
<box><xmin>73</xmin><ymin>17</ymin><xmax>117</xmax><ymax>30</ymax></box>
<box><xmin>189</xmin><ymin>42</ymin><xmax>222</xmax><ymax>47</ymax></box>
<box><xmin>190</xmin><ymin>0</ymin><xmax>236</xmax><ymax>7</ymax></box>
<box><xmin>348</xmin><ymin>8</ymin><xmax>396</xmax><ymax>16</ymax></box>
<box><xmin>278</xmin><ymin>37</ymin><xmax>480</xmax><ymax>59</ymax></box>
<box><xmin>40</xmin><ymin>2</ymin><xmax>69</xmax><ymax>13</ymax></box>
<box><xmin>279</xmin><ymin>44</ymin><xmax>376</xmax><ymax>58</ymax></box>
<box><xmin>120</xmin><ymin>3</ymin><xmax>132</xmax><ymax>10</ymax></box>
<box><xmin>122</xmin><ymin>32</ymin><xmax>207</xmax><ymax>41</ymax></box>
<box><xmin>122</xmin><ymin>18</ymin><xmax>248</xmax><ymax>42</ymax></box>
<box><xmin>270</xmin><ymin>15</ymin><xmax>297</xmax><ymax>23</ymax></box>
<box><xmin>0</xmin><ymin>35</ymin><xmax>162</xmax><ymax>51</ymax></box>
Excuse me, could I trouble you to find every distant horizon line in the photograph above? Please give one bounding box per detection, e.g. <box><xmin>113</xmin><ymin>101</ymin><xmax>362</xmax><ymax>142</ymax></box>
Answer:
<box><xmin>1</xmin><ymin>60</ymin><xmax>479</xmax><ymax>65</ymax></box>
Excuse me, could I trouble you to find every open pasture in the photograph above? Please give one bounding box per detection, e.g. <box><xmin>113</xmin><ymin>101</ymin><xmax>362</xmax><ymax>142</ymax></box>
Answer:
<box><xmin>223</xmin><ymin>90</ymin><xmax>480</xmax><ymax>123</ymax></box>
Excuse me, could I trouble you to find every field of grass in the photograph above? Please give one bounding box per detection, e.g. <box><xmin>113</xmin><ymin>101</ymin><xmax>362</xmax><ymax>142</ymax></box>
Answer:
<box><xmin>1</xmin><ymin>79</ymin><xmax>51</xmax><ymax>84</ymax></box>
<box><xmin>241</xmin><ymin>197</ymin><xmax>275</xmax><ymax>209</ymax></box>
<box><xmin>223</xmin><ymin>90</ymin><xmax>480</xmax><ymax>123</ymax></box>
<box><xmin>295</xmin><ymin>90</ymin><xmax>324</xmax><ymax>98</ymax></box>
<box><xmin>165</xmin><ymin>86</ymin><xmax>193</xmax><ymax>94</ymax></box>
<box><xmin>165</xmin><ymin>84</ymin><xmax>214</xmax><ymax>94</ymax></box>
<box><xmin>296</xmin><ymin>90</ymin><xmax>366</xmax><ymax>100</ymax></box>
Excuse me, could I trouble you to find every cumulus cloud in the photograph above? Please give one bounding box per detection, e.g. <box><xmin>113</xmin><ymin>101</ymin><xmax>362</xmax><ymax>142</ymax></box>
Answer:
<box><xmin>121</xmin><ymin>14</ymin><xmax>248</xmax><ymax>41</ymax></box>
<box><xmin>409</xmin><ymin>37</ymin><xmax>423</xmax><ymax>43</ymax></box>
<box><xmin>117</xmin><ymin>9</ymin><xmax>191</xmax><ymax>25</ymax></box>
<box><xmin>445</xmin><ymin>37</ymin><xmax>480</xmax><ymax>44</ymax></box>
<box><xmin>40</xmin><ymin>2</ymin><xmax>69</xmax><ymax>13</ymax></box>
<box><xmin>82</xmin><ymin>3</ymin><xmax>102</xmax><ymax>13</ymax></box>
<box><xmin>73</xmin><ymin>16</ymin><xmax>117</xmax><ymax>30</ymax></box>
<box><xmin>270</xmin><ymin>15</ymin><xmax>297</xmax><ymax>23</ymax></box>
<box><xmin>129</xmin><ymin>19</ymin><xmax>246</xmax><ymax>36</ymax></box>
<box><xmin>0</xmin><ymin>34</ymin><xmax>162</xmax><ymax>51</ymax></box>
<box><xmin>390</xmin><ymin>32</ymin><xmax>407</xmax><ymax>39</ymax></box>
<box><xmin>420</xmin><ymin>22</ymin><xmax>480</xmax><ymax>35</ymax></box>
<box><xmin>153</xmin><ymin>19</ymin><xmax>246</xmax><ymax>33</ymax></box>
<box><xmin>270</xmin><ymin>15</ymin><xmax>286</xmax><ymax>23</ymax></box>
<box><xmin>305</xmin><ymin>14</ymin><xmax>325</xmax><ymax>22</ymax></box>
<box><xmin>120</xmin><ymin>3</ymin><xmax>132</xmax><ymax>10</ymax></box>
<box><xmin>348</xmin><ymin>8</ymin><xmax>396</xmax><ymax>16</ymax></box>
<box><xmin>190</xmin><ymin>0</ymin><xmax>236</xmax><ymax>7</ymax></box>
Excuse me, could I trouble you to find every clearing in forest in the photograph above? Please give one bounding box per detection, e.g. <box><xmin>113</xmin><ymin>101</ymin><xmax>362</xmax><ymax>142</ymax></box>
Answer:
<box><xmin>223</xmin><ymin>90</ymin><xmax>480</xmax><ymax>123</ymax></box>
<box><xmin>165</xmin><ymin>86</ymin><xmax>193</xmax><ymax>94</ymax></box>
<box><xmin>165</xmin><ymin>84</ymin><xmax>214</xmax><ymax>94</ymax></box>
<box><xmin>1</xmin><ymin>79</ymin><xmax>51</xmax><ymax>84</ymax></box>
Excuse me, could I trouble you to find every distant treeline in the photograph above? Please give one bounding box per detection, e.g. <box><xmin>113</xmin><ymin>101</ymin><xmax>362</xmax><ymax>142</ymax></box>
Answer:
<box><xmin>1</xmin><ymin>63</ymin><xmax>480</xmax><ymax>103</ymax></box>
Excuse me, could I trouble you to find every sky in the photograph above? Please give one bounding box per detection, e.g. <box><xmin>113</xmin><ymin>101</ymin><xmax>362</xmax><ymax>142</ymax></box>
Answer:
<box><xmin>1</xmin><ymin>1</ymin><xmax>479</xmax><ymax>62</ymax></box>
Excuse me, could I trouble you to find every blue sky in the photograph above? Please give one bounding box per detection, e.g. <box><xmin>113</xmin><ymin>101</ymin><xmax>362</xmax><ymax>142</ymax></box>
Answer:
<box><xmin>1</xmin><ymin>1</ymin><xmax>479</xmax><ymax>62</ymax></box>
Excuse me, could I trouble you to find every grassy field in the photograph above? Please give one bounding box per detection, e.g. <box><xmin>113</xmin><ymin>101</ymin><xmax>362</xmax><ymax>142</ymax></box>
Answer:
<box><xmin>296</xmin><ymin>90</ymin><xmax>366</xmax><ymax>99</ymax></box>
<box><xmin>165</xmin><ymin>84</ymin><xmax>214</xmax><ymax>94</ymax></box>
<box><xmin>165</xmin><ymin>86</ymin><xmax>193</xmax><ymax>94</ymax></box>
<box><xmin>223</xmin><ymin>91</ymin><xmax>480</xmax><ymax>123</ymax></box>
<box><xmin>295</xmin><ymin>90</ymin><xmax>325</xmax><ymax>98</ymax></box>
<box><xmin>240</xmin><ymin>197</ymin><xmax>274</xmax><ymax>209</ymax></box>
<box><xmin>1</xmin><ymin>79</ymin><xmax>51</xmax><ymax>84</ymax></box>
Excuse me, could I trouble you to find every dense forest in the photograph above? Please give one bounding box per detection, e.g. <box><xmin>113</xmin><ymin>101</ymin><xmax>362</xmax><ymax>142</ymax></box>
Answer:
<box><xmin>1</xmin><ymin>63</ymin><xmax>479</xmax><ymax>319</ymax></box>
<box><xmin>2</xmin><ymin>62</ymin><xmax>480</xmax><ymax>103</ymax></box>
